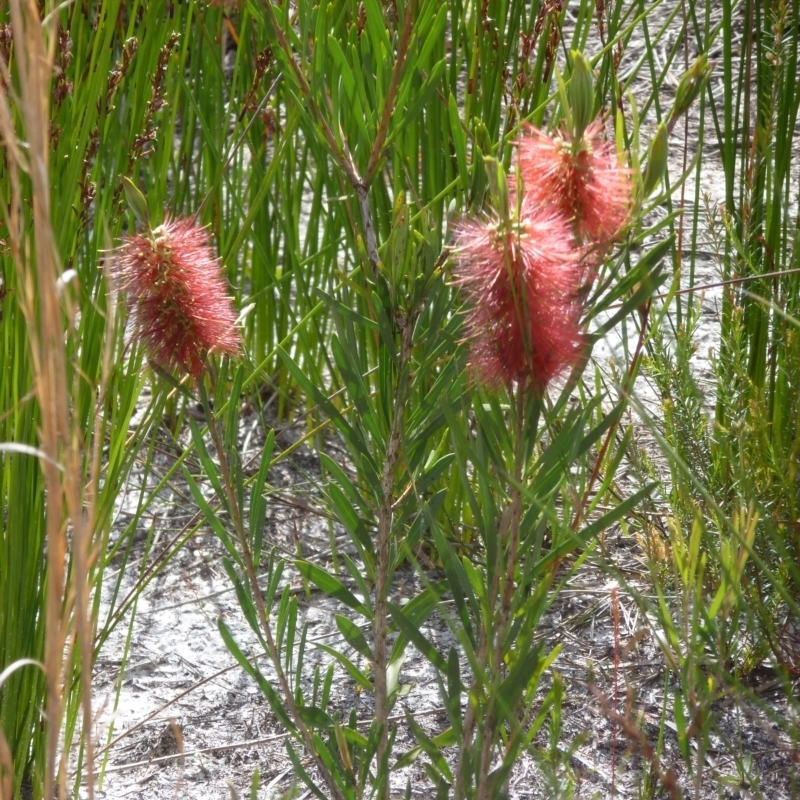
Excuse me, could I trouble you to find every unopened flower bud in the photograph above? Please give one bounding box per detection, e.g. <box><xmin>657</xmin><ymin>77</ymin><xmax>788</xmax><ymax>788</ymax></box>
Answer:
<box><xmin>121</xmin><ymin>176</ymin><xmax>150</xmax><ymax>228</ymax></box>
<box><xmin>484</xmin><ymin>156</ymin><xmax>510</xmax><ymax>225</ymax></box>
<box><xmin>668</xmin><ymin>55</ymin><xmax>712</xmax><ymax>131</ymax></box>
<box><xmin>356</xmin><ymin>234</ymin><xmax>370</xmax><ymax>266</ymax></box>
<box><xmin>473</xmin><ymin>119</ymin><xmax>493</xmax><ymax>157</ymax></box>
<box><xmin>642</xmin><ymin>122</ymin><xmax>668</xmax><ymax>196</ymax></box>
<box><xmin>569</xmin><ymin>51</ymin><xmax>595</xmax><ymax>142</ymax></box>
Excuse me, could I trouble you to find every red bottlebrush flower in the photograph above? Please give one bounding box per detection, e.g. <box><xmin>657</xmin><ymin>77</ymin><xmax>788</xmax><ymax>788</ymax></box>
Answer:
<box><xmin>114</xmin><ymin>217</ymin><xmax>241</xmax><ymax>380</ymax></box>
<box><xmin>452</xmin><ymin>198</ymin><xmax>585</xmax><ymax>394</ymax></box>
<box><xmin>518</xmin><ymin>119</ymin><xmax>631</xmax><ymax>247</ymax></box>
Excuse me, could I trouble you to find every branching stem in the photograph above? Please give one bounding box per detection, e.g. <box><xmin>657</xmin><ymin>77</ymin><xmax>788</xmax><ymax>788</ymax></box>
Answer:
<box><xmin>373</xmin><ymin>313</ymin><xmax>415</xmax><ymax>800</ymax></box>
<box><xmin>477</xmin><ymin>386</ymin><xmax>526</xmax><ymax>800</ymax></box>
<box><xmin>570</xmin><ymin>301</ymin><xmax>650</xmax><ymax>536</ymax></box>
<box><xmin>200</xmin><ymin>380</ymin><xmax>348</xmax><ymax>800</ymax></box>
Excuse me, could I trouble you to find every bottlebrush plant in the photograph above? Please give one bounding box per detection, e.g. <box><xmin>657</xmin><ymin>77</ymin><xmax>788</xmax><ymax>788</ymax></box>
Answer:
<box><xmin>450</xmin><ymin>53</ymin><xmax>634</xmax><ymax>399</ymax></box>
<box><xmin>112</xmin><ymin>35</ymin><xmax>672</xmax><ymax>800</ymax></box>
<box><xmin>411</xmin><ymin>54</ymin><xmax>670</xmax><ymax>799</ymax></box>
<box><xmin>451</xmin><ymin>188</ymin><xmax>586</xmax><ymax>394</ymax></box>
<box><xmin>170</xmin><ymin>37</ymin><xmax>673</xmax><ymax>799</ymax></box>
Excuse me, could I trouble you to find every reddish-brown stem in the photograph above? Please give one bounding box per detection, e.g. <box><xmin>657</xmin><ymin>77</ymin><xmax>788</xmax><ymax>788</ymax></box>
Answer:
<box><xmin>589</xmin><ymin>685</ymin><xmax>681</xmax><ymax>800</ymax></box>
<box><xmin>364</xmin><ymin>3</ymin><xmax>415</xmax><ymax>186</ymax></box>
<box><xmin>476</xmin><ymin>386</ymin><xmax>526</xmax><ymax>800</ymax></box>
<box><xmin>611</xmin><ymin>587</ymin><xmax>621</xmax><ymax>796</ymax></box>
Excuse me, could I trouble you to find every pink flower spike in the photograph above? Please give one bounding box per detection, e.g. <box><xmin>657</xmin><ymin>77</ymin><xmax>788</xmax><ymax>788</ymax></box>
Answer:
<box><xmin>452</xmin><ymin>197</ymin><xmax>585</xmax><ymax>395</ymax></box>
<box><xmin>518</xmin><ymin>119</ymin><xmax>632</xmax><ymax>247</ymax></box>
<box><xmin>114</xmin><ymin>217</ymin><xmax>242</xmax><ymax>380</ymax></box>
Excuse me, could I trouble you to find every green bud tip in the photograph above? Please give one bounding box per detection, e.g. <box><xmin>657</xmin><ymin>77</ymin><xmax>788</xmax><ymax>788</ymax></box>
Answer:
<box><xmin>483</xmin><ymin>156</ymin><xmax>510</xmax><ymax>225</ymax></box>
<box><xmin>569</xmin><ymin>51</ymin><xmax>595</xmax><ymax>142</ymax></box>
<box><xmin>121</xmin><ymin>176</ymin><xmax>150</xmax><ymax>229</ymax></box>
<box><xmin>643</xmin><ymin>122</ymin><xmax>668</xmax><ymax>197</ymax></box>
<box><xmin>669</xmin><ymin>55</ymin><xmax>712</xmax><ymax>127</ymax></box>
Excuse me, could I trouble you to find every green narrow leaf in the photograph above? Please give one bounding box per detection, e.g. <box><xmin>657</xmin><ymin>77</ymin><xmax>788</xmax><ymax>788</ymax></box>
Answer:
<box><xmin>296</xmin><ymin>560</ymin><xmax>371</xmax><ymax>618</ymax></box>
<box><xmin>285</xmin><ymin>741</ymin><xmax>328</xmax><ymax>800</ymax></box>
<box><xmin>335</xmin><ymin>614</ymin><xmax>374</xmax><ymax>662</ymax></box>
<box><xmin>446</xmin><ymin>647</ymin><xmax>462</xmax><ymax>737</ymax></box>
<box><xmin>320</xmin><ymin>452</ymin><xmax>370</xmax><ymax>515</ymax></box>
<box><xmin>265</xmin><ymin>553</ymin><xmax>285</xmax><ymax>608</ymax></box>
<box><xmin>248</xmin><ymin>429</ymin><xmax>275</xmax><ymax>563</ymax></box>
<box><xmin>221</xmin><ymin>556</ymin><xmax>266</xmax><ymax>650</ymax></box>
<box><xmin>386</xmin><ymin>57</ymin><xmax>447</xmax><ymax>146</ymax></box>
<box><xmin>342</xmin><ymin>553</ymin><xmax>374</xmax><ymax>617</ymax></box>
<box><xmin>225</xmin><ymin>365</ymin><xmax>245</xmax><ymax>450</ymax></box>
<box><xmin>535</xmin><ymin>484</ymin><xmax>656</xmax><ymax>573</ymax></box>
<box><xmin>386</xmin><ymin>650</ymin><xmax>406</xmax><ymax>701</ymax></box>
<box><xmin>349</xmin><ymin>40</ymin><xmax>378</xmax><ymax>139</ymax></box>
<box><xmin>414</xmin><ymin>4</ymin><xmax>447</xmax><ymax>70</ymax></box>
<box><xmin>361</xmin><ymin>0</ymin><xmax>391</xmax><ymax>60</ymax></box>
<box><xmin>371</xmin><ymin>290</ymin><xmax>398</xmax><ymax>366</ymax></box>
<box><xmin>403</xmin><ymin>708</ymin><xmax>454</xmax><ymax>783</ymax></box>
<box><xmin>218</xmin><ymin>619</ymin><xmax>296</xmax><ymax>734</ymax></box>
<box><xmin>313</xmin><ymin>643</ymin><xmax>373</xmax><ymax>693</ymax></box>
<box><xmin>414</xmin><ymin>453</ymin><xmax>455</xmax><ymax>495</ymax></box>
<box><xmin>182</xmin><ymin>466</ymin><xmax>242</xmax><ymax>568</ymax></box>
<box><xmin>327</xmin><ymin>35</ymin><xmax>356</xmax><ymax>101</ymax></box>
<box><xmin>285</xmin><ymin>595</ymin><xmax>298</xmax><ymax>674</ymax></box>
<box><xmin>321</xmin><ymin>662</ymin><xmax>335</xmax><ymax>710</ymax></box>
<box><xmin>326</xmin><ymin>482</ymin><xmax>375</xmax><ymax>561</ymax></box>
<box><xmin>277</xmin><ymin>346</ymin><xmax>379</xmax><ymax>481</ymax></box>
<box><xmin>595</xmin><ymin>269</ymin><xmax>667</xmax><ymax>336</ymax></box>
<box><xmin>316</xmin><ymin>287</ymin><xmax>379</xmax><ymax>330</ymax></box>
<box><xmin>427</xmin><ymin>512</ymin><xmax>477</xmax><ymax>643</ymax></box>
<box><xmin>297</xmin><ymin>705</ymin><xmax>334</xmax><ymax>729</ymax></box>
<box><xmin>498</xmin><ymin>642</ymin><xmax>544</xmax><ymax>712</ymax></box>
<box><xmin>389</xmin><ymin>582</ymin><xmax>445</xmax><ymax>664</ymax></box>
<box><xmin>187</xmin><ymin>417</ymin><xmax>228</xmax><ymax>509</ymax></box>
<box><xmin>388</xmin><ymin>601</ymin><xmax>447</xmax><ymax>673</ymax></box>
<box><xmin>330</xmin><ymin>334</ymin><xmax>380</xmax><ymax>436</ymax></box>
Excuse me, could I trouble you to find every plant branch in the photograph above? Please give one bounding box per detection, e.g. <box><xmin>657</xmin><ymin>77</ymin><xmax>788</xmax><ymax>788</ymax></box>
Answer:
<box><xmin>570</xmin><ymin>301</ymin><xmax>651</xmax><ymax>535</ymax></box>
<box><xmin>200</xmin><ymin>380</ymin><xmax>347</xmax><ymax>800</ymax></box>
<box><xmin>364</xmin><ymin>3</ymin><xmax>415</xmax><ymax>186</ymax></box>
<box><xmin>373</xmin><ymin>312</ymin><xmax>416</xmax><ymax>800</ymax></box>
<box><xmin>477</xmin><ymin>386</ymin><xmax>525</xmax><ymax>800</ymax></box>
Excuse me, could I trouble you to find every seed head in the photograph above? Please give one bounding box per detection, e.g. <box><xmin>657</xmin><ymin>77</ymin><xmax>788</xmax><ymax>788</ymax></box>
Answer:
<box><xmin>114</xmin><ymin>217</ymin><xmax>241</xmax><ymax>380</ymax></box>
<box><xmin>452</xmin><ymin>198</ymin><xmax>585</xmax><ymax>394</ymax></box>
<box><xmin>518</xmin><ymin>120</ymin><xmax>631</xmax><ymax>247</ymax></box>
